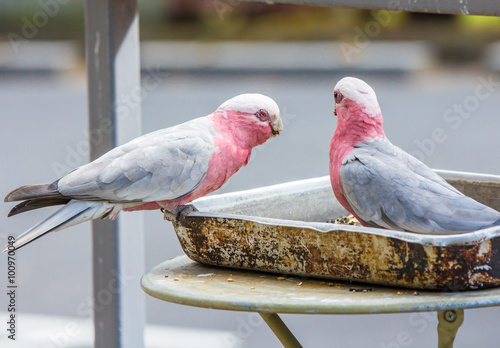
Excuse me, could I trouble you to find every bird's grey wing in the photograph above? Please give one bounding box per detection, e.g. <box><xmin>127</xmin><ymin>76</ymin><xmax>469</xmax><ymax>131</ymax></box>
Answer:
<box><xmin>340</xmin><ymin>139</ymin><xmax>500</xmax><ymax>234</ymax></box>
<box><xmin>57</xmin><ymin>118</ymin><xmax>215</xmax><ymax>203</ymax></box>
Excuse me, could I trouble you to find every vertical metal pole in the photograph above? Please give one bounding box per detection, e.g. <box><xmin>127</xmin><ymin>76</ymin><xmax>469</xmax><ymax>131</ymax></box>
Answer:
<box><xmin>84</xmin><ymin>1</ymin><xmax>145</xmax><ymax>347</ymax></box>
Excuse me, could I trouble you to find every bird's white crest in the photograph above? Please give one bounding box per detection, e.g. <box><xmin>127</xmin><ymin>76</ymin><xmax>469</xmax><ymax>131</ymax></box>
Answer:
<box><xmin>334</xmin><ymin>77</ymin><xmax>380</xmax><ymax>117</ymax></box>
<box><xmin>219</xmin><ymin>93</ymin><xmax>280</xmax><ymax>117</ymax></box>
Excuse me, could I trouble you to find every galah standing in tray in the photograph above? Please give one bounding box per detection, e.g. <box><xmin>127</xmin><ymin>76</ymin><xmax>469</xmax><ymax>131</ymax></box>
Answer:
<box><xmin>329</xmin><ymin>77</ymin><xmax>500</xmax><ymax>233</ymax></box>
<box><xmin>5</xmin><ymin>93</ymin><xmax>283</xmax><ymax>251</ymax></box>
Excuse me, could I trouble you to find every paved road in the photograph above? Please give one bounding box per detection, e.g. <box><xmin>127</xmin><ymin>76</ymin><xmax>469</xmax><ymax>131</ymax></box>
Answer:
<box><xmin>1</xmin><ymin>69</ymin><xmax>500</xmax><ymax>347</ymax></box>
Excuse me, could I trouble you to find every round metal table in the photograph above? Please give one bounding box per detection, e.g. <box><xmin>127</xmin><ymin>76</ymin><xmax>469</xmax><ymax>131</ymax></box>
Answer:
<box><xmin>141</xmin><ymin>255</ymin><xmax>500</xmax><ymax>348</ymax></box>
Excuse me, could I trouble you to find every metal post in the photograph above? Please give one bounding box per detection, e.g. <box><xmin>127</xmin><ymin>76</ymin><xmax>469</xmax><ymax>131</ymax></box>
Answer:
<box><xmin>437</xmin><ymin>309</ymin><xmax>464</xmax><ymax>348</ymax></box>
<box><xmin>84</xmin><ymin>1</ymin><xmax>145</xmax><ymax>347</ymax></box>
<box><xmin>259</xmin><ymin>313</ymin><xmax>303</xmax><ymax>348</ymax></box>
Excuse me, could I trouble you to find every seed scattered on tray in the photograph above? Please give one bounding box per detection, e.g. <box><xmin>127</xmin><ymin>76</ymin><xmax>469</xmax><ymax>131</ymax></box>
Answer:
<box><xmin>228</xmin><ymin>278</ymin><xmax>234</xmax><ymax>282</ymax></box>
<box><xmin>277</xmin><ymin>277</ymin><xmax>285</xmax><ymax>280</ymax></box>
<box><xmin>329</xmin><ymin>214</ymin><xmax>361</xmax><ymax>226</ymax></box>
<box><xmin>349</xmin><ymin>287</ymin><xmax>372</xmax><ymax>293</ymax></box>
<box><xmin>297</xmin><ymin>282</ymin><xmax>303</xmax><ymax>286</ymax></box>
<box><xmin>328</xmin><ymin>283</ymin><xmax>333</xmax><ymax>287</ymax></box>
<box><xmin>164</xmin><ymin>274</ymin><xmax>169</xmax><ymax>278</ymax></box>
<box><xmin>397</xmin><ymin>291</ymin><xmax>403</xmax><ymax>295</ymax></box>
<box><xmin>250</xmin><ymin>286</ymin><xmax>255</xmax><ymax>290</ymax></box>
<box><xmin>174</xmin><ymin>278</ymin><xmax>179</xmax><ymax>281</ymax></box>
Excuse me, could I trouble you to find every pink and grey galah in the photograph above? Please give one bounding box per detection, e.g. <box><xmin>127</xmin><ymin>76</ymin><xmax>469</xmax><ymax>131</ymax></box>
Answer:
<box><xmin>329</xmin><ymin>77</ymin><xmax>500</xmax><ymax>234</ymax></box>
<box><xmin>5</xmin><ymin>93</ymin><xmax>283</xmax><ymax>251</ymax></box>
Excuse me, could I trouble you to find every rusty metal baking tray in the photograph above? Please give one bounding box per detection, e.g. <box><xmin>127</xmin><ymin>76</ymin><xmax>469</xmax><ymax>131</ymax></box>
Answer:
<box><xmin>172</xmin><ymin>169</ymin><xmax>500</xmax><ymax>291</ymax></box>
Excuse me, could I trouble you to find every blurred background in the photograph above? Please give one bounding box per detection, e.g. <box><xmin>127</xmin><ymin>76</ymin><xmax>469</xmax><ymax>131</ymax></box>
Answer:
<box><xmin>1</xmin><ymin>1</ymin><xmax>500</xmax><ymax>347</ymax></box>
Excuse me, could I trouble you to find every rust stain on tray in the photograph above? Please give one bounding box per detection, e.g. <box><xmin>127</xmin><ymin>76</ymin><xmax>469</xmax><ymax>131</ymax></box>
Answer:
<box><xmin>173</xmin><ymin>215</ymin><xmax>500</xmax><ymax>291</ymax></box>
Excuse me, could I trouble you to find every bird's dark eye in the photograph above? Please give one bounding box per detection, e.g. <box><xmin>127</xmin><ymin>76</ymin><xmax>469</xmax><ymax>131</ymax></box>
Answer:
<box><xmin>256</xmin><ymin>109</ymin><xmax>268</xmax><ymax>120</ymax></box>
<box><xmin>334</xmin><ymin>90</ymin><xmax>343</xmax><ymax>103</ymax></box>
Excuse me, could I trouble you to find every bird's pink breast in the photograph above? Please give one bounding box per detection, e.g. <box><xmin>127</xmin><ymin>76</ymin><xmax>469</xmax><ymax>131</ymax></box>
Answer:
<box><xmin>329</xmin><ymin>98</ymin><xmax>385</xmax><ymax>221</ymax></box>
<box><xmin>329</xmin><ymin>137</ymin><xmax>355</xmax><ymax>216</ymax></box>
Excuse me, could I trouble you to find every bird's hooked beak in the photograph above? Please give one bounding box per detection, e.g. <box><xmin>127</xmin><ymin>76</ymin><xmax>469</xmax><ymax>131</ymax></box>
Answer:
<box><xmin>269</xmin><ymin>114</ymin><xmax>283</xmax><ymax>137</ymax></box>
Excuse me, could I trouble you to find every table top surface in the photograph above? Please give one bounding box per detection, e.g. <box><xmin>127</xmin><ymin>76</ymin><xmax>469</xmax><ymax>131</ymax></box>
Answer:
<box><xmin>141</xmin><ymin>255</ymin><xmax>500</xmax><ymax>314</ymax></box>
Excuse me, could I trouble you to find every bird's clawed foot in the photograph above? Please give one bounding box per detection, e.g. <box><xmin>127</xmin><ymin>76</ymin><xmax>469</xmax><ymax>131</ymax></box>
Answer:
<box><xmin>162</xmin><ymin>204</ymin><xmax>198</xmax><ymax>222</ymax></box>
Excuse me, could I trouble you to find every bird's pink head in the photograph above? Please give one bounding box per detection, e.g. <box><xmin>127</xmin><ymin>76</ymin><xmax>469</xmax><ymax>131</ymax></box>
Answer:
<box><xmin>333</xmin><ymin>77</ymin><xmax>385</xmax><ymax>140</ymax></box>
<box><xmin>212</xmin><ymin>93</ymin><xmax>283</xmax><ymax>149</ymax></box>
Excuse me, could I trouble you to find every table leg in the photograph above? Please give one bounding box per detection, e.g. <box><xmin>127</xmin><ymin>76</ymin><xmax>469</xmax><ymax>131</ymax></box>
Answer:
<box><xmin>437</xmin><ymin>309</ymin><xmax>464</xmax><ymax>348</ymax></box>
<box><xmin>259</xmin><ymin>312</ymin><xmax>303</xmax><ymax>348</ymax></box>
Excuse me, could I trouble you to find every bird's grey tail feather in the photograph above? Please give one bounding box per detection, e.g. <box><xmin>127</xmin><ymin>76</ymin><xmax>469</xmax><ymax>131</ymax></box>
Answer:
<box><xmin>4</xmin><ymin>201</ymin><xmax>106</xmax><ymax>252</ymax></box>
<box><xmin>5</xmin><ymin>182</ymin><xmax>61</xmax><ymax>202</ymax></box>
<box><xmin>8</xmin><ymin>198</ymin><xmax>72</xmax><ymax>217</ymax></box>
